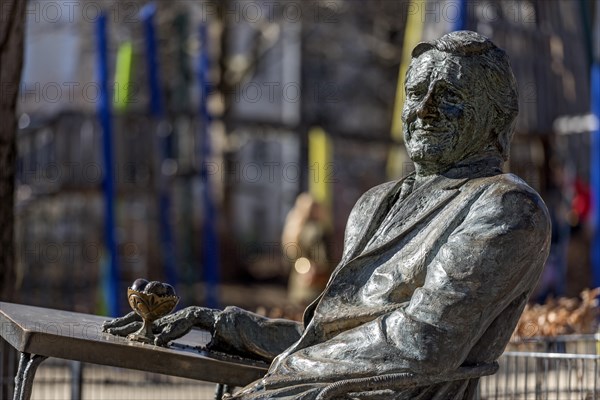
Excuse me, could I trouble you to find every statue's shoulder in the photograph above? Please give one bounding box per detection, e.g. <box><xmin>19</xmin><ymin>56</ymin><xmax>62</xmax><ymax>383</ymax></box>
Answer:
<box><xmin>350</xmin><ymin>179</ymin><xmax>401</xmax><ymax>212</ymax></box>
<box><xmin>467</xmin><ymin>173</ymin><xmax>550</xmax><ymax>221</ymax></box>
<box><xmin>346</xmin><ymin>179</ymin><xmax>400</xmax><ymax>223</ymax></box>
<box><xmin>360</xmin><ymin>180</ymin><xmax>400</xmax><ymax>202</ymax></box>
<box><xmin>468</xmin><ymin>172</ymin><xmax>541</xmax><ymax>196</ymax></box>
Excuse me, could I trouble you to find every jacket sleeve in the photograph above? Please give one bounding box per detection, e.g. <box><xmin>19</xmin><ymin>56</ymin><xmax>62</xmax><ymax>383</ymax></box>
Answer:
<box><xmin>208</xmin><ymin>306</ymin><xmax>303</xmax><ymax>362</ymax></box>
<box><xmin>272</xmin><ymin>185</ymin><xmax>551</xmax><ymax>380</ymax></box>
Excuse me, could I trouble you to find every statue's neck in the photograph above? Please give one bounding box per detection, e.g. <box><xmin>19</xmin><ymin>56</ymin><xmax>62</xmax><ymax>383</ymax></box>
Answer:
<box><xmin>414</xmin><ymin>154</ymin><xmax>504</xmax><ymax>180</ymax></box>
<box><xmin>413</xmin><ymin>162</ymin><xmax>445</xmax><ymax>177</ymax></box>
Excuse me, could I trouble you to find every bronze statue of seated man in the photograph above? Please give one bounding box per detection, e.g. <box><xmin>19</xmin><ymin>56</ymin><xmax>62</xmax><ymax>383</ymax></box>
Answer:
<box><xmin>104</xmin><ymin>31</ymin><xmax>551</xmax><ymax>399</ymax></box>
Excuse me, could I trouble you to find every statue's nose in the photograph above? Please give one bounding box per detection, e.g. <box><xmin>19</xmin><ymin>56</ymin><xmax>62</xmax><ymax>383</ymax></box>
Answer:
<box><xmin>416</xmin><ymin>90</ymin><xmax>437</xmax><ymax>119</ymax></box>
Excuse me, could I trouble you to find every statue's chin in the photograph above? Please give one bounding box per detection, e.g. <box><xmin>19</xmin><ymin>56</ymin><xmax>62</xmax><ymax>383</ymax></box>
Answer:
<box><xmin>408</xmin><ymin>144</ymin><xmax>467</xmax><ymax>175</ymax></box>
<box><xmin>406</xmin><ymin>132</ymin><xmax>460</xmax><ymax>170</ymax></box>
<box><xmin>407</xmin><ymin>144</ymin><xmax>445</xmax><ymax>164</ymax></box>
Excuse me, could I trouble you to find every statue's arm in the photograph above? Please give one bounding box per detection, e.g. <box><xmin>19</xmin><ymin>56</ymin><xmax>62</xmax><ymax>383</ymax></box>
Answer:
<box><xmin>103</xmin><ymin>306</ymin><xmax>302</xmax><ymax>362</ymax></box>
<box><xmin>381</xmin><ymin>187</ymin><xmax>551</xmax><ymax>373</ymax></box>
<box><xmin>208</xmin><ymin>306</ymin><xmax>303</xmax><ymax>362</ymax></box>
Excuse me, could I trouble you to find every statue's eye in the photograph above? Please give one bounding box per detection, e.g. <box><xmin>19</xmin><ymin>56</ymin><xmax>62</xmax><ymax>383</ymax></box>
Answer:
<box><xmin>443</xmin><ymin>91</ymin><xmax>462</xmax><ymax>104</ymax></box>
<box><xmin>406</xmin><ymin>88</ymin><xmax>422</xmax><ymax>100</ymax></box>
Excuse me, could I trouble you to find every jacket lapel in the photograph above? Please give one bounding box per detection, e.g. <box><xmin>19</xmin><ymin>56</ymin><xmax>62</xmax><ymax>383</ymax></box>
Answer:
<box><xmin>340</xmin><ymin>176</ymin><xmax>410</xmax><ymax>264</ymax></box>
<box><xmin>347</xmin><ymin>175</ymin><xmax>469</xmax><ymax>265</ymax></box>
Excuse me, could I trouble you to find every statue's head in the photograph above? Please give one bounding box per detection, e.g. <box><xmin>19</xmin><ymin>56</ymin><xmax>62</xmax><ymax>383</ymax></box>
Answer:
<box><xmin>402</xmin><ymin>30</ymin><xmax>518</xmax><ymax>174</ymax></box>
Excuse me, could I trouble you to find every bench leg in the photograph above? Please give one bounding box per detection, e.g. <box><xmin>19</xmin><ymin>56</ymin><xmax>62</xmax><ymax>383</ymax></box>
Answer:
<box><xmin>215</xmin><ymin>383</ymin><xmax>233</xmax><ymax>400</ymax></box>
<box><xmin>13</xmin><ymin>353</ymin><xmax>47</xmax><ymax>400</ymax></box>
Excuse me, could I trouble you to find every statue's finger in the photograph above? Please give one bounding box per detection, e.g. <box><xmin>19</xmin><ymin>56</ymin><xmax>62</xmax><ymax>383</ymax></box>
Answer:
<box><xmin>102</xmin><ymin>311</ymin><xmax>141</xmax><ymax>331</ymax></box>
<box><xmin>152</xmin><ymin>321</ymin><xmax>164</xmax><ymax>334</ymax></box>
<box><xmin>151</xmin><ymin>313</ymin><xmax>179</xmax><ymax>335</ymax></box>
<box><xmin>105</xmin><ymin>321</ymin><xmax>141</xmax><ymax>337</ymax></box>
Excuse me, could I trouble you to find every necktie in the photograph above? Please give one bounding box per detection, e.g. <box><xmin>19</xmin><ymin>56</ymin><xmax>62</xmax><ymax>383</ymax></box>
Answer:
<box><xmin>365</xmin><ymin>176</ymin><xmax>416</xmax><ymax>248</ymax></box>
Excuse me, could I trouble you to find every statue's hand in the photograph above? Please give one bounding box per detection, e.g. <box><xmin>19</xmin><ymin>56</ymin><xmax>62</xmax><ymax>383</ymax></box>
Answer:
<box><xmin>103</xmin><ymin>307</ymin><xmax>219</xmax><ymax>346</ymax></box>
<box><xmin>152</xmin><ymin>306</ymin><xmax>218</xmax><ymax>346</ymax></box>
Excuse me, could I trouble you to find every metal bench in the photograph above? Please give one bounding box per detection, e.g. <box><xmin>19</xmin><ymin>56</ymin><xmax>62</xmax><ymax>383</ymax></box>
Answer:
<box><xmin>0</xmin><ymin>302</ymin><xmax>268</xmax><ymax>400</ymax></box>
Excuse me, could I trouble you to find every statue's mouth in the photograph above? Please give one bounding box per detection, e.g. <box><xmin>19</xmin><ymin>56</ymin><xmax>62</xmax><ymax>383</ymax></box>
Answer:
<box><xmin>411</xmin><ymin>127</ymin><xmax>450</xmax><ymax>138</ymax></box>
<box><xmin>409</xmin><ymin>118</ymin><xmax>455</xmax><ymax>135</ymax></box>
<box><xmin>415</xmin><ymin>127</ymin><xmax>443</xmax><ymax>133</ymax></box>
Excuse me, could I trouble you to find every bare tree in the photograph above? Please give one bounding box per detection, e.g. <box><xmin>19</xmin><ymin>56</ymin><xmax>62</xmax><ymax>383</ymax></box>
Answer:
<box><xmin>0</xmin><ymin>0</ymin><xmax>24</xmax><ymax>302</ymax></box>
<box><xmin>0</xmin><ymin>1</ymin><xmax>24</xmax><ymax>396</ymax></box>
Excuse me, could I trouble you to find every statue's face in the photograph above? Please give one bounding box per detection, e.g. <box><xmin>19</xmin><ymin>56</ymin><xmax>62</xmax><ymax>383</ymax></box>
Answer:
<box><xmin>402</xmin><ymin>49</ymin><xmax>492</xmax><ymax>171</ymax></box>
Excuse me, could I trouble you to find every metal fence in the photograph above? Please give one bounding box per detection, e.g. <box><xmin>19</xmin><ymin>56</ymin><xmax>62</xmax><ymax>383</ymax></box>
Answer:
<box><xmin>4</xmin><ymin>335</ymin><xmax>600</xmax><ymax>399</ymax></box>
<box><xmin>478</xmin><ymin>335</ymin><xmax>600</xmax><ymax>400</ymax></box>
<box><xmin>478</xmin><ymin>351</ymin><xmax>599</xmax><ymax>399</ymax></box>
<box><xmin>27</xmin><ymin>358</ymin><xmax>217</xmax><ymax>400</ymax></box>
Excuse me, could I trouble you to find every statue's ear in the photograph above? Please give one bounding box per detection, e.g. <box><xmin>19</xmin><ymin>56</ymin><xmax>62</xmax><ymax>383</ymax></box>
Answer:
<box><xmin>488</xmin><ymin>120</ymin><xmax>509</xmax><ymax>161</ymax></box>
<box><xmin>412</xmin><ymin>42</ymin><xmax>434</xmax><ymax>58</ymax></box>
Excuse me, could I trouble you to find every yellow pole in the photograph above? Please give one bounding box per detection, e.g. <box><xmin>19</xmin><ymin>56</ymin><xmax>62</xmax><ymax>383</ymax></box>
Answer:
<box><xmin>114</xmin><ymin>41</ymin><xmax>133</xmax><ymax>111</ymax></box>
<box><xmin>308</xmin><ymin>126</ymin><xmax>333</xmax><ymax>211</ymax></box>
<box><xmin>387</xmin><ymin>0</ymin><xmax>426</xmax><ymax>179</ymax></box>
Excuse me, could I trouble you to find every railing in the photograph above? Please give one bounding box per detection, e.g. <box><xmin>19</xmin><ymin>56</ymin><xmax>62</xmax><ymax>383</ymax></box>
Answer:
<box><xmin>12</xmin><ymin>358</ymin><xmax>216</xmax><ymax>400</ymax></box>
<box><xmin>4</xmin><ymin>334</ymin><xmax>600</xmax><ymax>399</ymax></box>
<box><xmin>478</xmin><ymin>334</ymin><xmax>600</xmax><ymax>399</ymax></box>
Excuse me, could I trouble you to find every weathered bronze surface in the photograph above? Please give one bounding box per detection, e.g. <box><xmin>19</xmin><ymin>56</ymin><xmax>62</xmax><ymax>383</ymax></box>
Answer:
<box><xmin>126</xmin><ymin>288</ymin><xmax>179</xmax><ymax>344</ymax></box>
<box><xmin>0</xmin><ymin>302</ymin><xmax>268</xmax><ymax>387</ymax></box>
<box><xmin>105</xmin><ymin>31</ymin><xmax>552</xmax><ymax>399</ymax></box>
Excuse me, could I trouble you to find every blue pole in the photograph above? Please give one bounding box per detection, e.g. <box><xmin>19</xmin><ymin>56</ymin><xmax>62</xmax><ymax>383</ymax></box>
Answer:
<box><xmin>452</xmin><ymin>0</ymin><xmax>467</xmax><ymax>32</ymax></box>
<box><xmin>591</xmin><ymin>62</ymin><xmax>600</xmax><ymax>288</ymax></box>
<box><xmin>198</xmin><ymin>24</ymin><xmax>220</xmax><ymax>308</ymax></box>
<box><xmin>587</xmin><ymin>0</ymin><xmax>600</xmax><ymax>289</ymax></box>
<box><xmin>96</xmin><ymin>13</ymin><xmax>120</xmax><ymax>317</ymax></box>
<box><xmin>141</xmin><ymin>3</ymin><xmax>163</xmax><ymax>117</ymax></box>
<box><xmin>141</xmin><ymin>3</ymin><xmax>178</xmax><ymax>287</ymax></box>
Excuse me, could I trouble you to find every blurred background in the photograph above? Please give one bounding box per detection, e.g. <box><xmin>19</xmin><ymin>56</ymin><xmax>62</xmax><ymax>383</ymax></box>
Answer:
<box><xmin>4</xmin><ymin>0</ymin><xmax>600</xmax><ymax>324</ymax></box>
<box><xmin>2</xmin><ymin>0</ymin><xmax>600</xmax><ymax>399</ymax></box>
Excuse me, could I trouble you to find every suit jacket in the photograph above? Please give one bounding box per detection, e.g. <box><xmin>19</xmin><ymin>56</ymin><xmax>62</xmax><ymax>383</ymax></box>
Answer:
<box><xmin>218</xmin><ymin>160</ymin><xmax>551</xmax><ymax>399</ymax></box>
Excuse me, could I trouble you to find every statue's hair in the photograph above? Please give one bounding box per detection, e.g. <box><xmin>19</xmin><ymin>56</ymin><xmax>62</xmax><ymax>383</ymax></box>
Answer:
<box><xmin>408</xmin><ymin>31</ymin><xmax>519</xmax><ymax>160</ymax></box>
